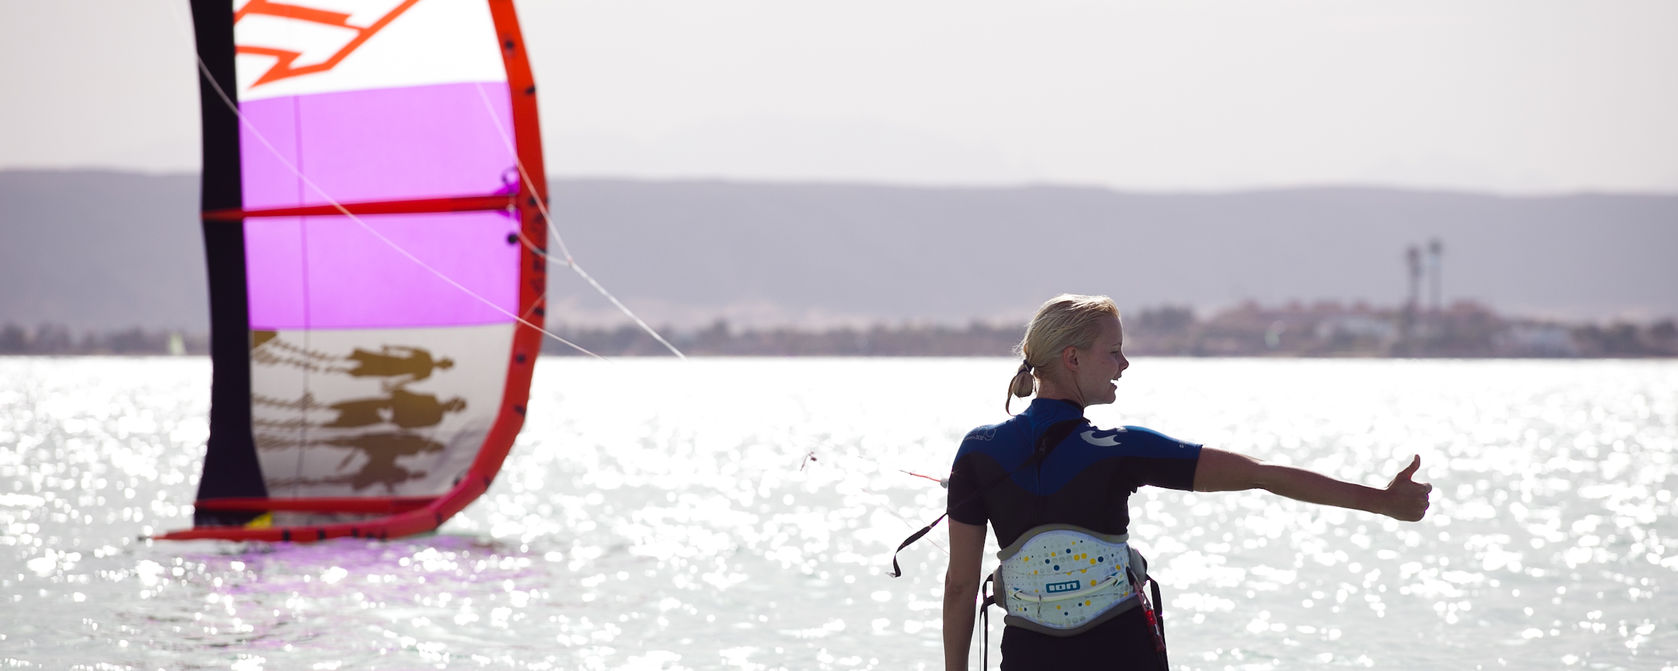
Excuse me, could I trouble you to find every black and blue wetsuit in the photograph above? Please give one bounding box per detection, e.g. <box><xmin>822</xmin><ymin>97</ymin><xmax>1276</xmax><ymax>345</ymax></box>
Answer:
<box><xmin>948</xmin><ymin>397</ymin><xmax>1202</xmax><ymax>669</ymax></box>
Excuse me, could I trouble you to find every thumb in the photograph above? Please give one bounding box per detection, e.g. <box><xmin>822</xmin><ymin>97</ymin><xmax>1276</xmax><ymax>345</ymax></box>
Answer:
<box><xmin>1395</xmin><ymin>455</ymin><xmax>1421</xmax><ymax>481</ymax></box>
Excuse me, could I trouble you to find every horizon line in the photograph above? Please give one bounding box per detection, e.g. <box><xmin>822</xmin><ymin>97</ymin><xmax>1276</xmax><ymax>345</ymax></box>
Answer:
<box><xmin>4</xmin><ymin>167</ymin><xmax>1676</xmax><ymax>200</ymax></box>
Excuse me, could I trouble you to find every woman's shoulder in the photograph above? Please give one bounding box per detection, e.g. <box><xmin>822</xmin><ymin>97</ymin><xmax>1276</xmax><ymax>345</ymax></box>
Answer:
<box><xmin>956</xmin><ymin>413</ymin><xmax>1032</xmax><ymax>455</ymax></box>
<box><xmin>1078</xmin><ymin>424</ymin><xmax>1203</xmax><ymax>458</ymax></box>
<box><xmin>1113</xmin><ymin>425</ymin><xmax>1196</xmax><ymax>444</ymax></box>
<box><xmin>959</xmin><ymin>417</ymin><xmax>1016</xmax><ymax>445</ymax></box>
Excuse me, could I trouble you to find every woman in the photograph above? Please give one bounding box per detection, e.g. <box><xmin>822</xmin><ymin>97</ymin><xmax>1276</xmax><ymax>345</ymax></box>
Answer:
<box><xmin>942</xmin><ymin>294</ymin><xmax>1432</xmax><ymax>670</ymax></box>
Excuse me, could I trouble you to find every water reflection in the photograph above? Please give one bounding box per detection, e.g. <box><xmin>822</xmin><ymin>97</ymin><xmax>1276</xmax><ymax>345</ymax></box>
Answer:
<box><xmin>0</xmin><ymin>357</ymin><xmax>1673</xmax><ymax>669</ymax></box>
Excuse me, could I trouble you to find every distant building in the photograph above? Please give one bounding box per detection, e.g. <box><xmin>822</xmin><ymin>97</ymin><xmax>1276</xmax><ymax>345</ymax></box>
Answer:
<box><xmin>1315</xmin><ymin>314</ymin><xmax>1398</xmax><ymax>341</ymax></box>
<box><xmin>1494</xmin><ymin>323</ymin><xmax>1580</xmax><ymax>357</ymax></box>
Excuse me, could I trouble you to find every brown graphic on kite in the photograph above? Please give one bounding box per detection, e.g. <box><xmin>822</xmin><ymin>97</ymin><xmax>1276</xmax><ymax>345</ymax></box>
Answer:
<box><xmin>323</xmin><ymin>430</ymin><xmax>445</xmax><ymax>491</ymax></box>
<box><xmin>255</xmin><ymin>430</ymin><xmax>446</xmax><ymax>492</ymax></box>
<box><xmin>323</xmin><ymin>388</ymin><xmax>467</xmax><ymax>429</ymax></box>
<box><xmin>251</xmin><ymin>337</ymin><xmax>454</xmax><ymax>385</ymax></box>
<box><xmin>246</xmin><ymin>335</ymin><xmax>468</xmax><ymax>492</ymax></box>
<box><xmin>251</xmin><ymin>388</ymin><xmax>465</xmax><ymax>431</ymax></box>
<box><xmin>335</xmin><ymin>346</ymin><xmax>455</xmax><ymax>384</ymax></box>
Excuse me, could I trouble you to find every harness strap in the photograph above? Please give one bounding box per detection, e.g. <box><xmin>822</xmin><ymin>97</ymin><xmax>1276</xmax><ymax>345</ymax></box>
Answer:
<box><xmin>980</xmin><ymin>574</ymin><xmax>996</xmax><ymax>670</ymax></box>
<box><xmin>1152</xmin><ymin>576</ymin><xmax>1164</xmax><ymax>639</ymax></box>
<box><xmin>1129</xmin><ymin>569</ymin><xmax>1168</xmax><ymax>666</ymax></box>
<box><xmin>888</xmin><ymin>418</ymin><xmax>1084</xmax><ymax>578</ymax></box>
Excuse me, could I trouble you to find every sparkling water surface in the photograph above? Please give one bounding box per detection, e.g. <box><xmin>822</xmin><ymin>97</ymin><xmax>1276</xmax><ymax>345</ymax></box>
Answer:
<box><xmin>1</xmin><ymin>357</ymin><xmax>1673</xmax><ymax>670</ymax></box>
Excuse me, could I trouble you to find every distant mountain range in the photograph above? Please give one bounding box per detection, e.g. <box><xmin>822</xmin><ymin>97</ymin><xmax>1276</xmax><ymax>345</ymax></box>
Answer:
<box><xmin>2</xmin><ymin>170</ymin><xmax>1675</xmax><ymax>332</ymax></box>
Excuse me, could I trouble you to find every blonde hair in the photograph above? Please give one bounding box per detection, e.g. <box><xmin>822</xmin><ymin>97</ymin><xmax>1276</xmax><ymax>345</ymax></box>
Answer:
<box><xmin>1006</xmin><ymin>294</ymin><xmax>1120</xmax><ymax>412</ymax></box>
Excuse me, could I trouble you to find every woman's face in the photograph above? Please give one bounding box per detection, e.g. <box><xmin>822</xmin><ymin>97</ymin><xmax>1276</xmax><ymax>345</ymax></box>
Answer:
<box><xmin>1075</xmin><ymin>314</ymin><xmax>1129</xmax><ymax>406</ymax></box>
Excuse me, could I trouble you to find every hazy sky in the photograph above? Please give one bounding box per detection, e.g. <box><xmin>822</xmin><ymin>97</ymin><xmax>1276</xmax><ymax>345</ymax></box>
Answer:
<box><xmin>2</xmin><ymin>0</ymin><xmax>1675</xmax><ymax>193</ymax></box>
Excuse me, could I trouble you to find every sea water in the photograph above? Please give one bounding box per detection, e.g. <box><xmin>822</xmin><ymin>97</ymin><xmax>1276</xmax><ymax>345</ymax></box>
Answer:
<box><xmin>0</xmin><ymin>357</ymin><xmax>1673</xmax><ymax>670</ymax></box>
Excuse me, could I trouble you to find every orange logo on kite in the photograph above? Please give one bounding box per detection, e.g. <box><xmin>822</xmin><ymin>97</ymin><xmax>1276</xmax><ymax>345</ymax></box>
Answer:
<box><xmin>235</xmin><ymin>0</ymin><xmax>422</xmax><ymax>88</ymax></box>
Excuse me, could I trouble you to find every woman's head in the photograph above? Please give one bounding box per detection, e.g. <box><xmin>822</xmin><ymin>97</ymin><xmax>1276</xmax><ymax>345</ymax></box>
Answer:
<box><xmin>1007</xmin><ymin>294</ymin><xmax>1128</xmax><ymax>411</ymax></box>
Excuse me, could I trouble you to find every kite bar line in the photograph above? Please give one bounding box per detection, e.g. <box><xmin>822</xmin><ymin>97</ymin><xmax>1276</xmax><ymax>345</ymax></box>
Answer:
<box><xmin>900</xmin><ymin>469</ymin><xmax>950</xmax><ymax>487</ymax></box>
<box><xmin>470</xmin><ymin>82</ymin><xmax>686</xmax><ymax>359</ymax></box>
<box><xmin>797</xmin><ymin>449</ymin><xmax>954</xmax><ymax>562</ymax></box>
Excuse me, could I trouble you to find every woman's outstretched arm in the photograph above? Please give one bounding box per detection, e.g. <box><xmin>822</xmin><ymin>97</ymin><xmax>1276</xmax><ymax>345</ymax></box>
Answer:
<box><xmin>1193</xmin><ymin>449</ymin><xmax>1433</xmax><ymax>521</ymax></box>
<box><xmin>943</xmin><ymin>519</ymin><xmax>987</xmax><ymax>671</ymax></box>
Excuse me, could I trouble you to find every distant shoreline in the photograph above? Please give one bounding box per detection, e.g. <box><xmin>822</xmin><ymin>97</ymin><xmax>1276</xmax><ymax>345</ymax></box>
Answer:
<box><xmin>4</xmin><ymin>353</ymin><xmax>1673</xmax><ymax>361</ymax></box>
<box><xmin>6</xmin><ymin>172</ymin><xmax>1677</xmax><ymax>335</ymax></box>
<box><xmin>6</xmin><ymin>300</ymin><xmax>1674</xmax><ymax>358</ymax></box>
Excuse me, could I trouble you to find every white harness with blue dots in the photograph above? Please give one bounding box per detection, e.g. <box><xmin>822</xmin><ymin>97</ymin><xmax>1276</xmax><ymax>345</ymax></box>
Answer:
<box><xmin>991</xmin><ymin>524</ymin><xmax>1145</xmax><ymax>636</ymax></box>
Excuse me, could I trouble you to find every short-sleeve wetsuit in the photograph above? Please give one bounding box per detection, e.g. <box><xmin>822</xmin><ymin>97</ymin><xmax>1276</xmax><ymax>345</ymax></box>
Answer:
<box><xmin>949</xmin><ymin>397</ymin><xmax>1202</xmax><ymax>669</ymax></box>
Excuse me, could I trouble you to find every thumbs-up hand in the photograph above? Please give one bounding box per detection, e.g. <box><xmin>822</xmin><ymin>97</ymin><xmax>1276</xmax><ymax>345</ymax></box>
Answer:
<box><xmin>1382</xmin><ymin>455</ymin><xmax>1432</xmax><ymax>521</ymax></box>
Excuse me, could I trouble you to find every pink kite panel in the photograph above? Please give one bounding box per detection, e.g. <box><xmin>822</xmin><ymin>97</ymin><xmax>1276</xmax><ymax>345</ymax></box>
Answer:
<box><xmin>239</xmin><ymin>82</ymin><xmax>517</xmax><ymax>210</ymax></box>
<box><xmin>245</xmin><ymin>211</ymin><xmax>521</xmax><ymax>330</ymax></box>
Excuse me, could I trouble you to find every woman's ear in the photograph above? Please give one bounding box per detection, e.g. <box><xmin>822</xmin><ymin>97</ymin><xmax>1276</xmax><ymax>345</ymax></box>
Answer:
<box><xmin>1061</xmin><ymin>345</ymin><xmax>1079</xmax><ymax>371</ymax></box>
